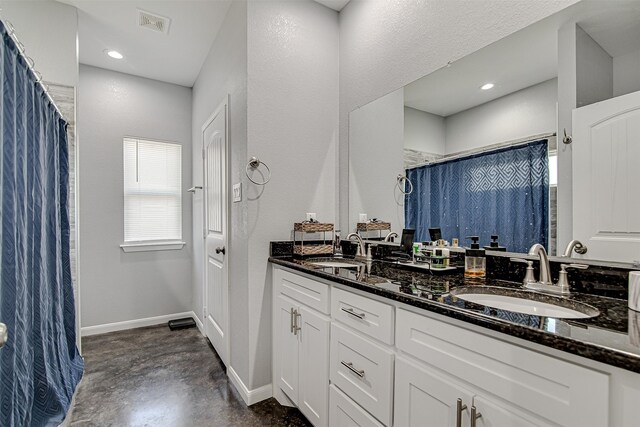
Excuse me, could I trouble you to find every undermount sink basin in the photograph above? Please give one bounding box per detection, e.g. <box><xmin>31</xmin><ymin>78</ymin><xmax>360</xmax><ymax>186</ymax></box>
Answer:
<box><xmin>450</xmin><ymin>287</ymin><xmax>600</xmax><ymax>319</ymax></box>
<box><xmin>309</xmin><ymin>259</ymin><xmax>362</xmax><ymax>269</ymax></box>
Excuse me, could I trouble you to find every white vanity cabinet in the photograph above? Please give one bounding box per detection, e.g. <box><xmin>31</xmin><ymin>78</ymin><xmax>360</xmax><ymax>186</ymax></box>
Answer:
<box><xmin>395</xmin><ymin>308</ymin><xmax>609</xmax><ymax>427</ymax></box>
<box><xmin>272</xmin><ymin>265</ymin><xmax>629</xmax><ymax>427</ymax></box>
<box><xmin>273</xmin><ymin>268</ymin><xmax>330</xmax><ymax>427</ymax></box>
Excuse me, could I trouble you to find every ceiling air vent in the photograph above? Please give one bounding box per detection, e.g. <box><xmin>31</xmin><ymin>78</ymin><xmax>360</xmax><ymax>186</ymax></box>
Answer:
<box><xmin>138</xmin><ymin>9</ymin><xmax>171</xmax><ymax>34</ymax></box>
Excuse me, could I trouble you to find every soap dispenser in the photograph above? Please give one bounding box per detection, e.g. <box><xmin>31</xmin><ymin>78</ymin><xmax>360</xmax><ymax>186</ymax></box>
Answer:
<box><xmin>465</xmin><ymin>236</ymin><xmax>486</xmax><ymax>278</ymax></box>
<box><xmin>483</xmin><ymin>234</ymin><xmax>506</xmax><ymax>252</ymax></box>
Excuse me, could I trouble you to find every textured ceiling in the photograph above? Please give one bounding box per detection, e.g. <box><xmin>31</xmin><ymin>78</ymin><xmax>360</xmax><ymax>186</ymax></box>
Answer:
<box><xmin>59</xmin><ymin>0</ymin><xmax>232</xmax><ymax>87</ymax></box>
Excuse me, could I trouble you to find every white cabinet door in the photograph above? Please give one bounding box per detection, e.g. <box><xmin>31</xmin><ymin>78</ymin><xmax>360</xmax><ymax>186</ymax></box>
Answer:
<box><xmin>299</xmin><ymin>306</ymin><xmax>330</xmax><ymax>427</ymax></box>
<box><xmin>573</xmin><ymin>89</ymin><xmax>640</xmax><ymax>262</ymax></box>
<box><xmin>277</xmin><ymin>294</ymin><xmax>299</xmax><ymax>404</ymax></box>
<box><xmin>472</xmin><ymin>396</ymin><xmax>554</xmax><ymax>427</ymax></box>
<box><xmin>395</xmin><ymin>356</ymin><xmax>474</xmax><ymax>427</ymax></box>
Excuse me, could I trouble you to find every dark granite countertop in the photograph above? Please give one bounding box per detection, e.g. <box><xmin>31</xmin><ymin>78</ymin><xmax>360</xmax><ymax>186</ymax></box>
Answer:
<box><xmin>269</xmin><ymin>256</ymin><xmax>640</xmax><ymax>374</ymax></box>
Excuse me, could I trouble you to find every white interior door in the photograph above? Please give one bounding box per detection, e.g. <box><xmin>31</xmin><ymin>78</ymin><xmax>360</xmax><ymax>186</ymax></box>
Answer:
<box><xmin>573</xmin><ymin>90</ymin><xmax>640</xmax><ymax>262</ymax></box>
<box><xmin>203</xmin><ymin>97</ymin><xmax>229</xmax><ymax>366</ymax></box>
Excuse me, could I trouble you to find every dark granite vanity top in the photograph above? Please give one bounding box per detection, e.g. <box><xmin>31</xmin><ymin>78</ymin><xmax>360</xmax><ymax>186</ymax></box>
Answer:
<box><xmin>269</xmin><ymin>255</ymin><xmax>640</xmax><ymax>374</ymax></box>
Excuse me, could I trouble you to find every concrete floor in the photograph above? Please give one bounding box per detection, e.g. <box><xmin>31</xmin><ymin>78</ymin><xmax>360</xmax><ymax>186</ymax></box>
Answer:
<box><xmin>69</xmin><ymin>325</ymin><xmax>311</xmax><ymax>427</ymax></box>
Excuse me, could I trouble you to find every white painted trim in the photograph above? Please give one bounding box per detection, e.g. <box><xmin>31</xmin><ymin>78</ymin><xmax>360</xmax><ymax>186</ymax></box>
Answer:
<box><xmin>81</xmin><ymin>311</ymin><xmax>195</xmax><ymax>336</ymax></box>
<box><xmin>120</xmin><ymin>241</ymin><xmax>186</xmax><ymax>252</ymax></box>
<box><xmin>193</xmin><ymin>312</ymin><xmax>205</xmax><ymax>336</ymax></box>
<box><xmin>201</xmin><ymin>94</ymin><xmax>231</xmax><ymax>367</ymax></box>
<box><xmin>228</xmin><ymin>366</ymin><xmax>273</xmax><ymax>406</ymax></box>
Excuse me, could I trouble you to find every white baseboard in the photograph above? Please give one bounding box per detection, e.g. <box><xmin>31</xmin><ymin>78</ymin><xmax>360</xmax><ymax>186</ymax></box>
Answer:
<box><xmin>227</xmin><ymin>366</ymin><xmax>272</xmax><ymax>406</ymax></box>
<box><xmin>193</xmin><ymin>313</ymin><xmax>205</xmax><ymax>336</ymax></box>
<box><xmin>81</xmin><ymin>311</ymin><xmax>196</xmax><ymax>336</ymax></box>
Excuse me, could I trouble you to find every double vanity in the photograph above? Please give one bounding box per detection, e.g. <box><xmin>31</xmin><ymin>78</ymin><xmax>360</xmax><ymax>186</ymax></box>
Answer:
<box><xmin>270</xmin><ymin>248</ymin><xmax>640</xmax><ymax>427</ymax></box>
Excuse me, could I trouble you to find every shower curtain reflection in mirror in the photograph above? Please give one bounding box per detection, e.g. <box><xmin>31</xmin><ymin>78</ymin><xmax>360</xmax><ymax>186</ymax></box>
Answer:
<box><xmin>405</xmin><ymin>139</ymin><xmax>549</xmax><ymax>253</ymax></box>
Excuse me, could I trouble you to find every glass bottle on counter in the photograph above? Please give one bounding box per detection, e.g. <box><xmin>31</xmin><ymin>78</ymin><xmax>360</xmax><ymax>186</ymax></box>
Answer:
<box><xmin>464</xmin><ymin>236</ymin><xmax>486</xmax><ymax>278</ymax></box>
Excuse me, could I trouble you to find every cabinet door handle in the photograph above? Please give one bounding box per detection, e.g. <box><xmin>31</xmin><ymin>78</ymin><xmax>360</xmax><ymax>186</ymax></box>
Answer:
<box><xmin>290</xmin><ymin>307</ymin><xmax>295</xmax><ymax>333</ymax></box>
<box><xmin>471</xmin><ymin>405</ymin><xmax>482</xmax><ymax>427</ymax></box>
<box><xmin>340</xmin><ymin>361</ymin><xmax>365</xmax><ymax>378</ymax></box>
<box><xmin>293</xmin><ymin>310</ymin><xmax>301</xmax><ymax>336</ymax></box>
<box><xmin>456</xmin><ymin>398</ymin><xmax>467</xmax><ymax>427</ymax></box>
<box><xmin>341</xmin><ymin>307</ymin><xmax>366</xmax><ymax>319</ymax></box>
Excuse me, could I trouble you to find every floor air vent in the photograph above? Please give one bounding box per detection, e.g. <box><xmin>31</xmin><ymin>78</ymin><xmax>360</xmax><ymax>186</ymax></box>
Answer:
<box><xmin>138</xmin><ymin>9</ymin><xmax>171</xmax><ymax>34</ymax></box>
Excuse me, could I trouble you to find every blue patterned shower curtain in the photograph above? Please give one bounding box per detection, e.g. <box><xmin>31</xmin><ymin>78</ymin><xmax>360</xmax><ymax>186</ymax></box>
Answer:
<box><xmin>0</xmin><ymin>22</ymin><xmax>83</xmax><ymax>426</ymax></box>
<box><xmin>405</xmin><ymin>139</ymin><xmax>549</xmax><ymax>253</ymax></box>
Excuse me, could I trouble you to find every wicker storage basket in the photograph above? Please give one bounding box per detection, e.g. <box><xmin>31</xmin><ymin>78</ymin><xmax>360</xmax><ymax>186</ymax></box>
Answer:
<box><xmin>293</xmin><ymin>222</ymin><xmax>334</xmax><ymax>232</ymax></box>
<box><xmin>356</xmin><ymin>222</ymin><xmax>391</xmax><ymax>231</ymax></box>
<box><xmin>293</xmin><ymin>244</ymin><xmax>333</xmax><ymax>256</ymax></box>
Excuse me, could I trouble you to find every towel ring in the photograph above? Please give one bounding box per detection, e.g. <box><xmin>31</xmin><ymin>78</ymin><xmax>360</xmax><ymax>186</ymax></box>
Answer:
<box><xmin>245</xmin><ymin>156</ymin><xmax>271</xmax><ymax>185</ymax></box>
<box><xmin>397</xmin><ymin>174</ymin><xmax>413</xmax><ymax>195</ymax></box>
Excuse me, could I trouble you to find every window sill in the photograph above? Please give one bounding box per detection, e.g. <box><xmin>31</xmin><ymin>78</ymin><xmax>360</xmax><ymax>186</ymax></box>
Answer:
<box><xmin>120</xmin><ymin>241</ymin><xmax>186</xmax><ymax>253</ymax></box>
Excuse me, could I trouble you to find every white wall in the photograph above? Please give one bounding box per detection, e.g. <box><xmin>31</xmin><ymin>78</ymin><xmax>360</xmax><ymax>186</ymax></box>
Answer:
<box><xmin>403</xmin><ymin>107</ymin><xmax>445</xmax><ymax>154</ymax></box>
<box><xmin>191</xmin><ymin>0</ymin><xmax>250</xmax><ymax>385</ymax></box>
<box><xmin>613</xmin><ymin>48</ymin><xmax>640</xmax><ymax>97</ymax></box>
<box><xmin>444</xmin><ymin>78</ymin><xmax>557</xmax><ymax>153</ymax></box>
<box><xmin>339</xmin><ymin>0</ymin><xmax>580</xmax><ymax>230</ymax></box>
<box><xmin>246</xmin><ymin>0</ymin><xmax>339</xmax><ymax>389</ymax></box>
<box><xmin>0</xmin><ymin>0</ymin><xmax>78</xmax><ymax>86</ymax></box>
<box><xmin>576</xmin><ymin>25</ymin><xmax>613</xmax><ymax>108</ymax></box>
<box><xmin>191</xmin><ymin>0</ymin><xmax>338</xmax><ymax>394</ymax></box>
<box><xmin>350</xmin><ymin>89</ymin><xmax>404</xmax><ymax>235</ymax></box>
<box><xmin>78</xmin><ymin>65</ymin><xmax>193</xmax><ymax>328</ymax></box>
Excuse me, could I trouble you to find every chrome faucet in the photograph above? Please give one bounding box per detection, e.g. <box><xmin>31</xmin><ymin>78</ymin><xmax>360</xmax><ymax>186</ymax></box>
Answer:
<box><xmin>562</xmin><ymin>239</ymin><xmax>588</xmax><ymax>257</ymax></box>
<box><xmin>384</xmin><ymin>231</ymin><xmax>398</xmax><ymax>242</ymax></box>
<box><xmin>346</xmin><ymin>233</ymin><xmax>370</xmax><ymax>261</ymax></box>
<box><xmin>523</xmin><ymin>243</ymin><xmax>588</xmax><ymax>296</ymax></box>
<box><xmin>528</xmin><ymin>243</ymin><xmax>552</xmax><ymax>286</ymax></box>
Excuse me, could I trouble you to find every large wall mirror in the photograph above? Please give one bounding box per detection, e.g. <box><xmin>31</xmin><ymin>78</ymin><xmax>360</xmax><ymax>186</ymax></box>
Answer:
<box><xmin>349</xmin><ymin>0</ymin><xmax>640</xmax><ymax>263</ymax></box>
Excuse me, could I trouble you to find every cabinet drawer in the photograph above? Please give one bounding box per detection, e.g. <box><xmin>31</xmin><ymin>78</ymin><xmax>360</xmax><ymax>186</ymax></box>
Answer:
<box><xmin>276</xmin><ymin>268</ymin><xmax>330</xmax><ymax>314</ymax></box>
<box><xmin>396</xmin><ymin>308</ymin><xmax>609</xmax><ymax>427</ymax></box>
<box><xmin>331</xmin><ymin>287</ymin><xmax>394</xmax><ymax>345</ymax></box>
<box><xmin>330</xmin><ymin>323</ymin><xmax>394</xmax><ymax>426</ymax></box>
<box><xmin>330</xmin><ymin>385</ymin><xmax>384</xmax><ymax>427</ymax></box>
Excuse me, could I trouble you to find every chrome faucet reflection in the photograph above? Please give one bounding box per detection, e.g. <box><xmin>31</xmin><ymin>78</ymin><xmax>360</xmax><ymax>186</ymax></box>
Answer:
<box><xmin>384</xmin><ymin>231</ymin><xmax>398</xmax><ymax>242</ymax></box>
<box><xmin>346</xmin><ymin>233</ymin><xmax>371</xmax><ymax>262</ymax></box>
<box><xmin>562</xmin><ymin>239</ymin><xmax>588</xmax><ymax>257</ymax></box>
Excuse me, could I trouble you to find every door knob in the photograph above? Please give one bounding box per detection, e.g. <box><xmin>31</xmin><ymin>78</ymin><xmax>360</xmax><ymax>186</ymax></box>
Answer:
<box><xmin>215</xmin><ymin>246</ymin><xmax>226</xmax><ymax>255</ymax></box>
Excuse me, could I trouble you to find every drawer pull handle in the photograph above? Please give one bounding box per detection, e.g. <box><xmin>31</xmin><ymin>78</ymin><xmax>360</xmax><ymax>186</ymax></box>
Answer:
<box><xmin>471</xmin><ymin>405</ymin><xmax>482</xmax><ymax>427</ymax></box>
<box><xmin>290</xmin><ymin>307</ymin><xmax>295</xmax><ymax>333</ymax></box>
<box><xmin>341</xmin><ymin>361</ymin><xmax>365</xmax><ymax>378</ymax></box>
<box><xmin>456</xmin><ymin>398</ymin><xmax>467</xmax><ymax>427</ymax></box>
<box><xmin>341</xmin><ymin>307</ymin><xmax>366</xmax><ymax>319</ymax></box>
<box><xmin>294</xmin><ymin>310</ymin><xmax>301</xmax><ymax>336</ymax></box>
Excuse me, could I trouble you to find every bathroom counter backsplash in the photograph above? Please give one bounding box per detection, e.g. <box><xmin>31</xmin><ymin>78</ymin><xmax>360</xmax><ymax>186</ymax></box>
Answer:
<box><xmin>269</xmin><ymin>242</ymin><xmax>640</xmax><ymax>374</ymax></box>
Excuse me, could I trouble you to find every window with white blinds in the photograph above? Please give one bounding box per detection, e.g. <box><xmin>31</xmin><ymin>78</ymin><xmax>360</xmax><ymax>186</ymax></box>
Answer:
<box><xmin>123</xmin><ymin>138</ymin><xmax>182</xmax><ymax>242</ymax></box>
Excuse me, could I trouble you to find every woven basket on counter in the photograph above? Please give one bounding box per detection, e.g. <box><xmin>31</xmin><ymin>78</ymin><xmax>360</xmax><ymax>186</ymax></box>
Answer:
<box><xmin>294</xmin><ymin>222</ymin><xmax>334</xmax><ymax>233</ymax></box>
<box><xmin>293</xmin><ymin>244</ymin><xmax>333</xmax><ymax>256</ymax></box>
<box><xmin>293</xmin><ymin>222</ymin><xmax>334</xmax><ymax>258</ymax></box>
<box><xmin>356</xmin><ymin>222</ymin><xmax>391</xmax><ymax>231</ymax></box>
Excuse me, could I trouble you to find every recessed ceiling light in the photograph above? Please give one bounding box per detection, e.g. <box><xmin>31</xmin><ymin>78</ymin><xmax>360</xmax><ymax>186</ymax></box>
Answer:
<box><xmin>481</xmin><ymin>83</ymin><xmax>495</xmax><ymax>90</ymax></box>
<box><xmin>105</xmin><ymin>50</ymin><xmax>124</xmax><ymax>60</ymax></box>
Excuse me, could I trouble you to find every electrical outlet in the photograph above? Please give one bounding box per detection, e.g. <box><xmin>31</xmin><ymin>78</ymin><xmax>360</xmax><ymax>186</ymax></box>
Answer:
<box><xmin>233</xmin><ymin>183</ymin><xmax>242</xmax><ymax>202</ymax></box>
<box><xmin>306</xmin><ymin>212</ymin><xmax>317</xmax><ymax>221</ymax></box>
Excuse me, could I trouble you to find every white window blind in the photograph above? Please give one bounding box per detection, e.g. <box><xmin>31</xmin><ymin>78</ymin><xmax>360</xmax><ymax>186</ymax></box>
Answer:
<box><xmin>123</xmin><ymin>138</ymin><xmax>182</xmax><ymax>242</ymax></box>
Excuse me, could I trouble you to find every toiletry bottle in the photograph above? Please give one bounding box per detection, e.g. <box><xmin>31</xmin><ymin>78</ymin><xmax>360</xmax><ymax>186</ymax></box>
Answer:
<box><xmin>465</xmin><ymin>236</ymin><xmax>486</xmax><ymax>278</ymax></box>
<box><xmin>483</xmin><ymin>234</ymin><xmax>506</xmax><ymax>252</ymax></box>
